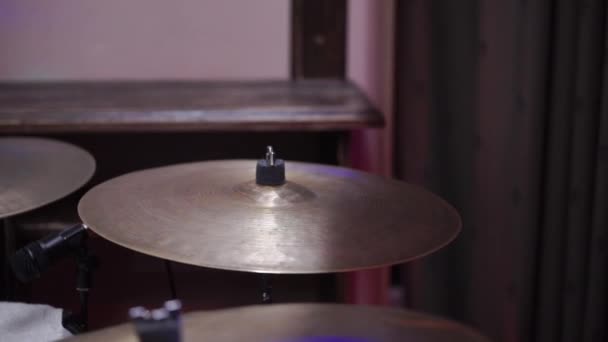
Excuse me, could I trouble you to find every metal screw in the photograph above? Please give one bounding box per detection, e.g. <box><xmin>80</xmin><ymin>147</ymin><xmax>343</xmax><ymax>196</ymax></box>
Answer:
<box><xmin>266</xmin><ymin>146</ymin><xmax>275</xmax><ymax>166</ymax></box>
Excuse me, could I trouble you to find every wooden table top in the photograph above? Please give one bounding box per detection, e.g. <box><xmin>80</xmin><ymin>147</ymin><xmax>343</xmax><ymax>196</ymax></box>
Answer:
<box><xmin>0</xmin><ymin>80</ymin><xmax>383</xmax><ymax>133</ymax></box>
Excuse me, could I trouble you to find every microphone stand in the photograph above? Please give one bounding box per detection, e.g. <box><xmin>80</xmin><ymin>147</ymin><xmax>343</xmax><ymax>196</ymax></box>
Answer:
<box><xmin>62</xmin><ymin>230</ymin><xmax>97</xmax><ymax>334</ymax></box>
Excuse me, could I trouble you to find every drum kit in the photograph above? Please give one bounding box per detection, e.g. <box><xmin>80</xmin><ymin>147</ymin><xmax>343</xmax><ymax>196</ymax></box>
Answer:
<box><xmin>0</xmin><ymin>137</ymin><xmax>489</xmax><ymax>341</ymax></box>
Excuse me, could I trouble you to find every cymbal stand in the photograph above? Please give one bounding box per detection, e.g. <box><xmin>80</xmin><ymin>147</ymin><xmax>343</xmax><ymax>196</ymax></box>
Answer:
<box><xmin>164</xmin><ymin>260</ymin><xmax>177</xmax><ymax>300</ymax></box>
<box><xmin>261</xmin><ymin>274</ymin><xmax>272</xmax><ymax>304</ymax></box>
<box><xmin>256</xmin><ymin>145</ymin><xmax>281</xmax><ymax>305</ymax></box>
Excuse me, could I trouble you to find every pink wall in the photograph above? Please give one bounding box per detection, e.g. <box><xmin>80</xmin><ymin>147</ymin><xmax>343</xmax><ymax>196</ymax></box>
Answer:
<box><xmin>0</xmin><ymin>0</ymin><xmax>394</xmax><ymax>178</ymax></box>
<box><xmin>347</xmin><ymin>0</ymin><xmax>394</xmax><ymax>178</ymax></box>
<box><xmin>0</xmin><ymin>0</ymin><xmax>288</xmax><ymax>80</ymax></box>
<box><xmin>345</xmin><ymin>0</ymin><xmax>395</xmax><ymax>306</ymax></box>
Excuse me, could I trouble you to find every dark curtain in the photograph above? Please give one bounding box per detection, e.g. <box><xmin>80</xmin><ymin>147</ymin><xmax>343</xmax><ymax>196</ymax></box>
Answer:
<box><xmin>394</xmin><ymin>1</ymin><xmax>608</xmax><ymax>342</ymax></box>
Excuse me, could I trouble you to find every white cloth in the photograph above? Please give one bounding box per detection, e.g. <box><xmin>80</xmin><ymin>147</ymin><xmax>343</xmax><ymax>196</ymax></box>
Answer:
<box><xmin>0</xmin><ymin>302</ymin><xmax>72</xmax><ymax>341</ymax></box>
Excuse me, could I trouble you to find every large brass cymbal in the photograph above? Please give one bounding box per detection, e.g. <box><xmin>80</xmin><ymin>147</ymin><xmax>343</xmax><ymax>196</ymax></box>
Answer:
<box><xmin>0</xmin><ymin>137</ymin><xmax>95</xmax><ymax>219</ymax></box>
<box><xmin>66</xmin><ymin>303</ymin><xmax>489</xmax><ymax>342</ymax></box>
<box><xmin>78</xmin><ymin>160</ymin><xmax>460</xmax><ymax>273</ymax></box>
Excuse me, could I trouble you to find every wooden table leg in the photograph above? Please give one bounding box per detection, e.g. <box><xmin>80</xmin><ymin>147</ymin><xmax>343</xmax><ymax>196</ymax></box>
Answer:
<box><xmin>336</xmin><ymin>132</ymin><xmax>390</xmax><ymax>305</ymax></box>
<box><xmin>342</xmin><ymin>268</ymin><xmax>390</xmax><ymax>305</ymax></box>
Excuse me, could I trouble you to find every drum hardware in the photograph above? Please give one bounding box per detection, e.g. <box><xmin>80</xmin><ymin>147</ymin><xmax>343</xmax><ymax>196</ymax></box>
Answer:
<box><xmin>256</xmin><ymin>148</ymin><xmax>279</xmax><ymax>305</ymax></box>
<box><xmin>260</xmin><ymin>274</ymin><xmax>272</xmax><ymax>304</ymax></box>
<box><xmin>164</xmin><ymin>261</ymin><xmax>178</xmax><ymax>300</ymax></box>
<box><xmin>10</xmin><ymin>223</ymin><xmax>98</xmax><ymax>334</ymax></box>
<box><xmin>129</xmin><ymin>300</ymin><xmax>183</xmax><ymax>342</ymax></box>
<box><xmin>255</xmin><ymin>146</ymin><xmax>286</xmax><ymax>185</ymax></box>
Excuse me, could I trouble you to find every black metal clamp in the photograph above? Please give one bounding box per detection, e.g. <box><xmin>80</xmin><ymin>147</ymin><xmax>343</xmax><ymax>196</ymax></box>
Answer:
<box><xmin>129</xmin><ymin>300</ymin><xmax>183</xmax><ymax>342</ymax></box>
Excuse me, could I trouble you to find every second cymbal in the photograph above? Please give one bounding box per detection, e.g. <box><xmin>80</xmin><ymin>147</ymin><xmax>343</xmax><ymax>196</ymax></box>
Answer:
<box><xmin>0</xmin><ymin>137</ymin><xmax>95</xmax><ymax>219</ymax></box>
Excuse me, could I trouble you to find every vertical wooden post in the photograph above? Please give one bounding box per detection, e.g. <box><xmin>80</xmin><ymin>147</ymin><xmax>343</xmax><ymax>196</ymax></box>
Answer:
<box><xmin>291</xmin><ymin>0</ymin><xmax>347</xmax><ymax>79</ymax></box>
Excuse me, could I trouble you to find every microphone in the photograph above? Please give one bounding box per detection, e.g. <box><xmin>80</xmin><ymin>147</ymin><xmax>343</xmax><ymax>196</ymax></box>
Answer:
<box><xmin>10</xmin><ymin>224</ymin><xmax>88</xmax><ymax>283</ymax></box>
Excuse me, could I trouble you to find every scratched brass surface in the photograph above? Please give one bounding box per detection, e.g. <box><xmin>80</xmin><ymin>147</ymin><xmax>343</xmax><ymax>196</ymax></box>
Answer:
<box><xmin>0</xmin><ymin>137</ymin><xmax>95</xmax><ymax>219</ymax></box>
<box><xmin>66</xmin><ymin>303</ymin><xmax>489</xmax><ymax>342</ymax></box>
<box><xmin>78</xmin><ymin>160</ymin><xmax>460</xmax><ymax>273</ymax></box>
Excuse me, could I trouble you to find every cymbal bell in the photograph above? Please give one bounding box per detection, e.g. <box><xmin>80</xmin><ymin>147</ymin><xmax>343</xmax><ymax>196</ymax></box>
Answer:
<box><xmin>78</xmin><ymin>159</ymin><xmax>460</xmax><ymax>273</ymax></box>
<box><xmin>65</xmin><ymin>303</ymin><xmax>490</xmax><ymax>342</ymax></box>
<box><xmin>0</xmin><ymin>137</ymin><xmax>95</xmax><ymax>219</ymax></box>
